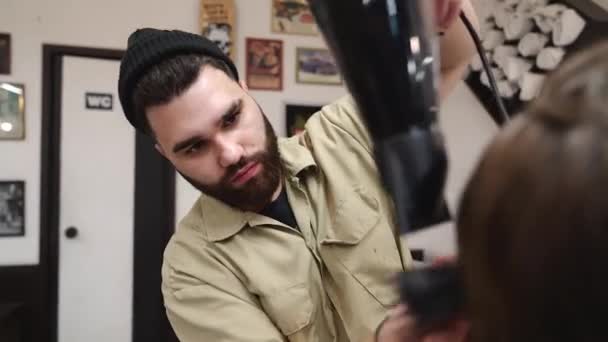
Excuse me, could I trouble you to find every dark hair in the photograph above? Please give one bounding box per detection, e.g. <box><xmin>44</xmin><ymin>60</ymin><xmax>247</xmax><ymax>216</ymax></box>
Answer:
<box><xmin>457</xmin><ymin>40</ymin><xmax>608</xmax><ymax>342</ymax></box>
<box><xmin>132</xmin><ymin>53</ymin><xmax>238</xmax><ymax>135</ymax></box>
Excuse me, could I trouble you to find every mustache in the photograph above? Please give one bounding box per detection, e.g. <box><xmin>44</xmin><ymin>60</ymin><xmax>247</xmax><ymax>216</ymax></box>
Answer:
<box><xmin>221</xmin><ymin>152</ymin><xmax>266</xmax><ymax>184</ymax></box>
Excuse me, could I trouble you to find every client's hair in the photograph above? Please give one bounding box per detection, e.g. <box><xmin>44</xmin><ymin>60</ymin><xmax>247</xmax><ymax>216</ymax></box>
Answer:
<box><xmin>457</xmin><ymin>40</ymin><xmax>608</xmax><ymax>342</ymax></box>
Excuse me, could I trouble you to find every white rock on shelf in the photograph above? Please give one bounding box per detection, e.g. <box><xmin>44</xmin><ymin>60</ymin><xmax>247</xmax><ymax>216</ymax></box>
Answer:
<box><xmin>520</xmin><ymin>72</ymin><xmax>546</xmax><ymax>101</ymax></box>
<box><xmin>552</xmin><ymin>9</ymin><xmax>587</xmax><ymax>46</ymax></box>
<box><xmin>480</xmin><ymin>19</ymin><xmax>496</xmax><ymax>40</ymax></box>
<box><xmin>471</xmin><ymin>52</ymin><xmax>493</xmax><ymax>72</ymax></box>
<box><xmin>516</xmin><ymin>0</ymin><xmax>550</xmax><ymax>15</ymax></box>
<box><xmin>533</xmin><ymin>4</ymin><xmax>568</xmax><ymax>33</ymax></box>
<box><xmin>498</xmin><ymin>80</ymin><xmax>520</xmax><ymax>98</ymax></box>
<box><xmin>483</xmin><ymin>30</ymin><xmax>506</xmax><ymax>50</ymax></box>
<box><xmin>493</xmin><ymin>45</ymin><xmax>519</xmax><ymax>70</ymax></box>
<box><xmin>533</xmin><ymin>17</ymin><xmax>554</xmax><ymax>33</ymax></box>
<box><xmin>518</xmin><ymin>33</ymin><xmax>549</xmax><ymax>57</ymax></box>
<box><xmin>478</xmin><ymin>4</ymin><xmax>494</xmax><ymax>22</ymax></box>
<box><xmin>480</xmin><ymin>67</ymin><xmax>506</xmax><ymax>88</ymax></box>
<box><xmin>505</xmin><ymin>56</ymin><xmax>533</xmax><ymax>83</ymax></box>
<box><xmin>504</xmin><ymin>13</ymin><xmax>535</xmax><ymax>40</ymax></box>
<box><xmin>535</xmin><ymin>4</ymin><xmax>569</xmax><ymax>19</ymax></box>
<box><xmin>502</xmin><ymin>0</ymin><xmax>521</xmax><ymax>8</ymax></box>
<box><xmin>537</xmin><ymin>47</ymin><xmax>566</xmax><ymax>70</ymax></box>
<box><xmin>494</xmin><ymin>4</ymin><xmax>516</xmax><ymax>29</ymax></box>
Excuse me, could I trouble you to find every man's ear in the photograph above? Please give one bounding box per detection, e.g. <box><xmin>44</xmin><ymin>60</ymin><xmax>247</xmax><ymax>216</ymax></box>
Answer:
<box><xmin>239</xmin><ymin>79</ymin><xmax>249</xmax><ymax>91</ymax></box>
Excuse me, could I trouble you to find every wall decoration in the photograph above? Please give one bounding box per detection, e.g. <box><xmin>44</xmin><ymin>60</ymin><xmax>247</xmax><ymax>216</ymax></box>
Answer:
<box><xmin>271</xmin><ymin>0</ymin><xmax>319</xmax><ymax>36</ymax></box>
<box><xmin>466</xmin><ymin>0</ymin><xmax>608</xmax><ymax>124</ymax></box>
<box><xmin>85</xmin><ymin>92</ymin><xmax>113</xmax><ymax>110</ymax></box>
<box><xmin>0</xmin><ymin>82</ymin><xmax>25</xmax><ymax>139</ymax></box>
<box><xmin>0</xmin><ymin>33</ymin><xmax>10</xmax><ymax>75</ymax></box>
<box><xmin>0</xmin><ymin>181</ymin><xmax>25</xmax><ymax>237</ymax></box>
<box><xmin>285</xmin><ymin>104</ymin><xmax>322</xmax><ymax>136</ymax></box>
<box><xmin>200</xmin><ymin>0</ymin><xmax>236</xmax><ymax>58</ymax></box>
<box><xmin>246</xmin><ymin>38</ymin><xmax>283</xmax><ymax>91</ymax></box>
<box><xmin>296</xmin><ymin>48</ymin><xmax>342</xmax><ymax>85</ymax></box>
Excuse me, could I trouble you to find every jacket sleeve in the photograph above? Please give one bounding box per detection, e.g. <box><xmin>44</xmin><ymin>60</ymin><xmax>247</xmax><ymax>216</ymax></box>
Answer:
<box><xmin>162</xmin><ymin>249</ymin><xmax>285</xmax><ymax>342</ymax></box>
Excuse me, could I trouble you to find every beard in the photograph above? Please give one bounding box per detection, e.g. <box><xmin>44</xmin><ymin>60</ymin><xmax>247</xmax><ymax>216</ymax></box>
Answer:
<box><xmin>178</xmin><ymin>115</ymin><xmax>282</xmax><ymax>212</ymax></box>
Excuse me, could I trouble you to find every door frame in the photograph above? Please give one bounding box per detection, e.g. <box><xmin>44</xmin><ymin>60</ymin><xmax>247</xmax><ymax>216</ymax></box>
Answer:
<box><xmin>40</xmin><ymin>44</ymin><xmax>177</xmax><ymax>342</ymax></box>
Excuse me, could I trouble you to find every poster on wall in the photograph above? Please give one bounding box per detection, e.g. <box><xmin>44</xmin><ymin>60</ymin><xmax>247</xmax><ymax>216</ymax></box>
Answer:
<box><xmin>0</xmin><ymin>82</ymin><xmax>25</xmax><ymax>140</ymax></box>
<box><xmin>296</xmin><ymin>48</ymin><xmax>342</xmax><ymax>85</ymax></box>
<box><xmin>271</xmin><ymin>0</ymin><xmax>319</xmax><ymax>36</ymax></box>
<box><xmin>246</xmin><ymin>38</ymin><xmax>283</xmax><ymax>91</ymax></box>
<box><xmin>0</xmin><ymin>181</ymin><xmax>25</xmax><ymax>237</ymax></box>
<box><xmin>285</xmin><ymin>104</ymin><xmax>322</xmax><ymax>136</ymax></box>
<box><xmin>0</xmin><ymin>33</ymin><xmax>10</xmax><ymax>75</ymax></box>
<box><xmin>200</xmin><ymin>0</ymin><xmax>236</xmax><ymax>58</ymax></box>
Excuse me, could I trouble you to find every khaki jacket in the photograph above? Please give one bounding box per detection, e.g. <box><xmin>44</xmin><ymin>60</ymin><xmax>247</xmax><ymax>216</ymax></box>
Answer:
<box><xmin>162</xmin><ymin>95</ymin><xmax>413</xmax><ymax>342</ymax></box>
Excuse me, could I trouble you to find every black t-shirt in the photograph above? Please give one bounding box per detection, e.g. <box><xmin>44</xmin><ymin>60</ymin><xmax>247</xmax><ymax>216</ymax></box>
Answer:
<box><xmin>259</xmin><ymin>188</ymin><xmax>299</xmax><ymax>230</ymax></box>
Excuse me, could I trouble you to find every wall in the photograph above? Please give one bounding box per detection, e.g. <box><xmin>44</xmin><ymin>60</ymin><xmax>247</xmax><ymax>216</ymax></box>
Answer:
<box><xmin>405</xmin><ymin>82</ymin><xmax>497</xmax><ymax>257</ymax></box>
<box><xmin>0</xmin><ymin>0</ymin><xmax>497</xmax><ymax>266</ymax></box>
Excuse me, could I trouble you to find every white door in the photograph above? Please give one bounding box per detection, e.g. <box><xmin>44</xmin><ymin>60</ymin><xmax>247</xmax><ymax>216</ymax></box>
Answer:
<box><xmin>58</xmin><ymin>56</ymin><xmax>134</xmax><ymax>342</ymax></box>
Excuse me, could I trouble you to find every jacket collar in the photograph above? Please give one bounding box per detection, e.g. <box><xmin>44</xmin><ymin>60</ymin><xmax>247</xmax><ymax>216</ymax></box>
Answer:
<box><xmin>202</xmin><ymin>135</ymin><xmax>316</xmax><ymax>242</ymax></box>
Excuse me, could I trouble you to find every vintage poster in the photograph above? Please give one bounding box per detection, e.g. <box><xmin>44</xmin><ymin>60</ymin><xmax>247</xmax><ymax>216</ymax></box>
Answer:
<box><xmin>0</xmin><ymin>33</ymin><xmax>10</xmax><ymax>75</ymax></box>
<box><xmin>271</xmin><ymin>0</ymin><xmax>319</xmax><ymax>36</ymax></box>
<box><xmin>246</xmin><ymin>38</ymin><xmax>283</xmax><ymax>91</ymax></box>
<box><xmin>0</xmin><ymin>82</ymin><xmax>25</xmax><ymax>139</ymax></box>
<box><xmin>0</xmin><ymin>181</ymin><xmax>24</xmax><ymax>237</ymax></box>
<box><xmin>200</xmin><ymin>0</ymin><xmax>236</xmax><ymax>58</ymax></box>
<box><xmin>285</xmin><ymin>104</ymin><xmax>322</xmax><ymax>136</ymax></box>
<box><xmin>296</xmin><ymin>48</ymin><xmax>342</xmax><ymax>85</ymax></box>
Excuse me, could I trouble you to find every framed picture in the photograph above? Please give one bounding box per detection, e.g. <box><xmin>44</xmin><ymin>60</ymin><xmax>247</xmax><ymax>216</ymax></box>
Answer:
<box><xmin>0</xmin><ymin>82</ymin><xmax>25</xmax><ymax>139</ymax></box>
<box><xmin>271</xmin><ymin>0</ymin><xmax>319</xmax><ymax>36</ymax></box>
<box><xmin>246</xmin><ymin>38</ymin><xmax>283</xmax><ymax>91</ymax></box>
<box><xmin>285</xmin><ymin>104</ymin><xmax>322</xmax><ymax>136</ymax></box>
<box><xmin>296</xmin><ymin>48</ymin><xmax>342</xmax><ymax>85</ymax></box>
<box><xmin>200</xmin><ymin>0</ymin><xmax>236</xmax><ymax>58</ymax></box>
<box><xmin>465</xmin><ymin>0</ymin><xmax>608</xmax><ymax>124</ymax></box>
<box><xmin>0</xmin><ymin>181</ymin><xmax>25</xmax><ymax>237</ymax></box>
<box><xmin>0</xmin><ymin>33</ymin><xmax>9</xmax><ymax>75</ymax></box>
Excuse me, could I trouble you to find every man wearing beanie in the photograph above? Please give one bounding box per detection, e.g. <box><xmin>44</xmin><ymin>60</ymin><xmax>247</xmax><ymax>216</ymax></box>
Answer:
<box><xmin>118</xmin><ymin>1</ymin><xmax>476</xmax><ymax>341</ymax></box>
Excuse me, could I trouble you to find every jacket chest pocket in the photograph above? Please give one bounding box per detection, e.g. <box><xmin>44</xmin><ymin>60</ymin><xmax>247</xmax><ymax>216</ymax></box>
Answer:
<box><xmin>260</xmin><ymin>283</ymin><xmax>314</xmax><ymax>337</ymax></box>
<box><xmin>321</xmin><ymin>185</ymin><xmax>404</xmax><ymax>307</ymax></box>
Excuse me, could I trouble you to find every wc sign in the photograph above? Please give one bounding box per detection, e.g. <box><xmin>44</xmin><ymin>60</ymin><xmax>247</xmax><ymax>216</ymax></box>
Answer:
<box><xmin>85</xmin><ymin>92</ymin><xmax>113</xmax><ymax>110</ymax></box>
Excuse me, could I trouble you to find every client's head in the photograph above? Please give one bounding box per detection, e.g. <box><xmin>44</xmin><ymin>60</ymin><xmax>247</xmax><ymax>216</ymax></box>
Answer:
<box><xmin>457</xmin><ymin>41</ymin><xmax>608</xmax><ymax>342</ymax></box>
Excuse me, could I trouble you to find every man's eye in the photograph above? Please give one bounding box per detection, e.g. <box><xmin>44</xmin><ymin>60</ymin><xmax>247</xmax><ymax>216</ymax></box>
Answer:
<box><xmin>222</xmin><ymin>112</ymin><xmax>240</xmax><ymax>128</ymax></box>
<box><xmin>185</xmin><ymin>141</ymin><xmax>204</xmax><ymax>155</ymax></box>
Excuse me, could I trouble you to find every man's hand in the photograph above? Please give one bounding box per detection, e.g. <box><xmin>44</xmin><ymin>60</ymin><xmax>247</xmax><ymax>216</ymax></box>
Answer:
<box><xmin>435</xmin><ymin>0</ymin><xmax>479</xmax><ymax>99</ymax></box>
<box><xmin>435</xmin><ymin>0</ymin><xmax>464</xmax><ymax>32</ymax></box>
<box><xmin>375</xmin><ymin>305</ymin><xmax>417</xmax><ymax>342</ymax></box>
<box><xmin>375</xmin><ymin>304</ymin><xmax>470</xmax><ymax>342</ymax></box>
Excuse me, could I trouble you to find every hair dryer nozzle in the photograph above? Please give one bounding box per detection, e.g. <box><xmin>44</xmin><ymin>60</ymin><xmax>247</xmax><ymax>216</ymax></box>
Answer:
<box><xmin>306</xmin><ymin>0</ymin><xmax>446</xmax><ymax>232</ymax></box>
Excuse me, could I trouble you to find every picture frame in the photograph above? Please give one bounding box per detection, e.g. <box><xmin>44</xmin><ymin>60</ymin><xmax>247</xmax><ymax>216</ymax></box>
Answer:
<box><xmin>0</xmin><ymin>33</ymin><xmax>9</xmax><ymax>75</ymax></box>
<box><xmin>0</xmin><ymin>82</ymin><xmax>25</xmax><ymax>140</ymax></box>
<box><xmin>285</xmin><ymin>104</ymin><xmax>322</xmax><ymax>136</ymax></box>
<box><xmin>246</xmin><ymin>38</ymin><xmax>283</xmax><ymax>91</ymax></box>
<box><xmin>200</xmin><ymin>0</ymin><xmax>236</xmax><ymax>58</ymax></box>
<box><xmin>296</xmin><ymin>48</ymin><xmax>342</xmax><ymax>86</ymax></box>
<box><xmin>271</xmin><ymin>0</ymin><xmax>319</xmax><ymax>36</ymax></box>
<box><xmin>0</xmin><ymin>180</ymin><xmax>25</xmax><ymax>237</ymax></box>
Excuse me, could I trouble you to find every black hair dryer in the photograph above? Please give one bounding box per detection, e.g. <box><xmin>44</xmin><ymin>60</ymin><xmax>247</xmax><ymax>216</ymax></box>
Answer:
<box><xmin>307</xmin><ymin>0</ymin><xmax>464</xmax><ymax>332</ymax></box>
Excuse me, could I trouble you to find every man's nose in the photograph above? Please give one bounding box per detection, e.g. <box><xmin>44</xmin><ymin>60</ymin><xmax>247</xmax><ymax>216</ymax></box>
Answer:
<box><xmin>216</xmin><ymin>136</ymin><xmax>242</xmax><ymax>168</ymax></box>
